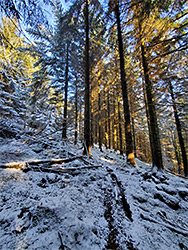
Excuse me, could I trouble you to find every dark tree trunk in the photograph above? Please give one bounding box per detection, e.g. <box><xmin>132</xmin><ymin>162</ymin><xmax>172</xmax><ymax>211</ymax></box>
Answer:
<box><xmin>140</xmin><ymin>40</ymin><xmax>163</xmax><ymax>170</ymax></box>
<box><xmin>173</xmin><ymin>139</ymin><xmax>182</xmax><ymax>174</ymax></box>
<box><xmin>114</xmin><ymin>1</ymin><xmax>135</xmax><ymax>165</ymax></box>
<box><xmin>142</xmin><ymin>80</ymin><xmax>155</xmax><ymax>164</ymax></box>
<box><xmin>95</xmin><ymin>109</ymin><xmax>98</xmax><ymax>144</ymax></box>
<box><xmin>132</xmin><ymin>116</ymin><xmax>137</xmax><ymax>158</ymax></box>
<box><xmin>98</xmin><ymin>73</ymin><xmax>102</xmax><ymax>151</ymax></box>
<box><xmin>62</xmin><ymin>42</ymin><xmax>69</xmax><ymax>139</ymax></box>
<box><xmin>112</xmin><ymin>86</ymin><xmax>117</xmax><ymax>151</ymax></box>
<box><xmin>79</xmin><ymin>107</ymin><xmax>83</xmax><ymax>142</ymax></box>
<box><xmin>91</xmin><ymin>85</ymin><xmax>94</xmax><ymax>147</ymax></box>
<box><xmin>117</xmin><ymin>85</ymin><xmax>123</xmax><ymax>155</ymax></box>
<box><xmin>107</xmin><ymin>87</ymin><xmax>111</xmax><ymax>149</ymax></box>
<box><xmin>169</xmin><ymin>81</ymin><xmax>188</xmax><ymax>176</ymax></box>
<box><xmin>74</xmin><ymin>80</ymin><xmax>78</xmax><ymax>145</ymax></box>
<box><xmin>83</xmin><ymin>0</ymin><xmax>91</xmax><ymax>155</ymax></box>
<box><xmin>104</xmin><ymin>90</ymin><xmax>108</xmax><ymax>149</ymax></box>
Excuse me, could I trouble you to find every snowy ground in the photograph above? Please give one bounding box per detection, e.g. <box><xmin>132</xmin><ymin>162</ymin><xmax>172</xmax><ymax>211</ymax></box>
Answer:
<box><xmin>0</xmin><ymin>137</ymin><xmax>188</xmax><ymax>250</ymax></box>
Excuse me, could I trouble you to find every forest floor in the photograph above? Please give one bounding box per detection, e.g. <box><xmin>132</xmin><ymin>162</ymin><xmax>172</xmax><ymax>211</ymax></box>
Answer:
<box><xmin>0</xmin><ymin>133</ymin><xmax>188</xmax><ymax>250</ymax></box>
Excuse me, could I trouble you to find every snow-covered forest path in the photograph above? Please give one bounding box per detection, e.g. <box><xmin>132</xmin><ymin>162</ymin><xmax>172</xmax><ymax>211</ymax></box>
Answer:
<box><xmin>0</xmin><ymin>138</ymin><xmax>188</xmax><ymax>250</ymax></box>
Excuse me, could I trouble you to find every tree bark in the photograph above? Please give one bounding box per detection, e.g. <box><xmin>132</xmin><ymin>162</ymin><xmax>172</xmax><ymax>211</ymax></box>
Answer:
<box><xmin>131</xmin><ymin>116</ymin><xmax>137</xmax><ymax>158</ymax></box>
<box><xmin>104</xmin><ymin>89</ymin><xmax>108</xmax><ymax>149</ymax></box>
<box><xmin>140</xmin><ymin>41</ymin><xmax>163</xmax><ymax>170</ymax></box>
<box><xmin>62</xmin><ymin>42</ymin><xmax>69</xmax><ymax>139</ymax></box>
<box><xmin>114</xmin><ymin>1</ymin><xmax>135</xmax><ymax>165</ymax></box>
<box><xmin>112</xmin><ymin>86</ymin><xmax>117</xmax><ymax>151</ymax></box>
<box><xmin>83</xmin><ymin>0</ymin><xmax>91</xmax><ymax>155</ymax></box>
<box><xmin>138</xmin><ymin>18</ymin><xmax>163</xmax><ymax>170</ymax></box>
<box><xmin>91</xmin><ymin>84</ymin><xmax>94</xmax><ymax>147</ymax></box>
<box><xmin>173</xmin><ymin>139</ymin><xmax>182</xmax><ymax>174</ymax></box>
<box><xmin>107</xmin><ymin>86</ymin><xmax>111</xmax><ymax>149</ymax></box>
<box><xmin>74</xmin><ymin>79</ymin><xmax>78</xmax><ymax>145</ymax></box>
<box><xmin>169</xmin><ymin>81</ymin><xmax>188</xmax><ymax>176</ymax></box>
<box><xmin>98</xmin><ymin>72</ymin><xmax>103</xmax><ymax>151</ymax></box>
<box><xmin>142</xmin><ymin>80</ymin><xmax>155</xmax><ymax>164</ymax></box>
<box><xmin>117</xmin><ymin>84</ymin><xmax>123</xmax><ymax>155</ymax></box>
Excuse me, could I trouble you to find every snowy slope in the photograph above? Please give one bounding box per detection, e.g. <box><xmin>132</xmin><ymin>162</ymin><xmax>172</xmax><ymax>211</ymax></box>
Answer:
<box><xmin>0</xmin><ymin>138</ymin><xmax>188</xmax><ymax>250</ymax></box>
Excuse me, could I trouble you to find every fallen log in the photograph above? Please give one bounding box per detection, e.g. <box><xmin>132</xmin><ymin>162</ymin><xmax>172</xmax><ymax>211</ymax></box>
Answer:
<box><xmin>0</xmin><ymin>161</ymin><xmax>27</xmax><ymax>169</ymax></box>
<box><xmin>140</xmin><ymin>213</ymin><xmax>188</xmax><ymax>236</ymax></box>
<box><xmin>23</xmin><ymin>165</ymin><xmax>103</xmax><ymax>174</ymax></box>
<box><xmin>63</xmin><ymin>150</ymin><xmax>95</xmax><ymax>166</ymax></box>
<box><xmin>81</xmin><ymin>157</ymin><xmax>94</xmax><ymax>166</ymax></box>
<box><xmin>0</xmin><ymin>156</ymin><xmax>84</xmax><ymax>169</ymax></box>
<box><xmin>165</xmin><ymin>169</ymin><xmax>188</xmax><ymax>179</ymax></box>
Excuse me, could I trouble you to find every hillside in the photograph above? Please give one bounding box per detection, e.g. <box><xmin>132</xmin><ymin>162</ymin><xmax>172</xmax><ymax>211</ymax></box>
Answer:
<box><xmin>0</xmin><ymin>136</ymin><xmax>188</xmax><ymax>250</ymax></box>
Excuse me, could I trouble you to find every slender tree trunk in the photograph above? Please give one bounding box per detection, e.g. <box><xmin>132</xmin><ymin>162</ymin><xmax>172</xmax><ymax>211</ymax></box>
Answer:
<box><xmin>115</xmin><ymin>1</ymin><xmax>135</xmax><ymax>165</ymax></box>
<box><xmin>79</xmin><ymin>106</ymin><xmax>83</xmax><ymax>142</ymax></box>
<box><xmin>140</xmin><ymin>38</ymin><xmax>163</xmax><ymax>170</ymax></box>
<box><xmin>132</xmin><ymin>116</ymin><xmax>137</xmax><ymax>158</ymax></box>
<box><xmin>107</xmin><ymin>86</ymin><xmax>111</xmax><ymax>149</ymax></box>
<box><xmin>83</xmin><ymin>0</ymin><xmax>91</xmax><ymax>155</ymax></box>
<box><xmin>112</xmin><ymin>87</ymin><xmax>116</xmax><ymax>151</ymax></box>
<box><xmin>91</xmin><ymin>84</ymin><xmax>94</xmax><ymax>147</ymax></box>
<box><xmin>95</xmin><ymin>109</ymin><xmax>98</xmax><ymax>144</ymax></box>
<box><xmin>169</xmin><ymin>81</ymin><xmax>188</xmax><ymax>176</ymax></box>
<box><xmin>62</xmin><ymin>42</ymin><xmax>69</xmax><ymax>139</ymax></box>
<box><xmin>142</xmin><ymin>80</ymin><xmax>155</xmax><ymax>164</ymax></box>
<box><xmin>117</xmin><ymin>84</ymin><xmax>123</xmax><ymax>155</ymax></box>
<box><xmin>98</xmin><ymin>72</ymin><xmax>102</xmax><ymax>151</ymax></box>
<box><xmin>104</xmin><ymin>89</ymin><xmax>108</xmax><ymax>149</ymax></box>
<box><xmin>173</xmin><ymin>139</ymin><xmax>182</xmax><ymax>174</ymax></box>
<box><xmin>74</xmin><ymin>80</ymin><xmax>78</xmax><ymax>145</ymax></box>
<box><xmin>112</xmin><ymin>86</ymin><xmax>117</xmax><ymax>151</ymax></box>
